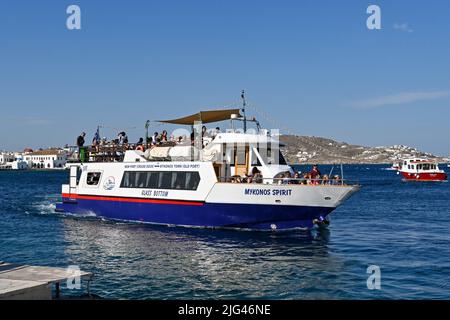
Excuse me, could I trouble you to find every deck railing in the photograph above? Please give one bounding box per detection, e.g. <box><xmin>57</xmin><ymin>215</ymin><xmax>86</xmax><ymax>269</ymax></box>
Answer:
<box><xmin>217</xmin><ymin>176</ymin><xmax>353</xmax><ymax>186</ymax></box>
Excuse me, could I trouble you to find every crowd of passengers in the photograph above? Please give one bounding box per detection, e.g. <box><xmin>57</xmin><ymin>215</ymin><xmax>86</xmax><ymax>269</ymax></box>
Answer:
<box><xmin>77</xmin><ymin>126</ymin><xmax>220</xmax><ymax>151</ymax></box>
<box><xmin>236</xmin><ymin>165</ymin><xmax>343</xmax><ymax>185</ymax></box>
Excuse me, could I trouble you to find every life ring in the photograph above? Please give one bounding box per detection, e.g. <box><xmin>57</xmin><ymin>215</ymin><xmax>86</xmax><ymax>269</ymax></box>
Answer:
<box><xmin>135</xmin><ymin>145</ymin><xmax>144</xmax><ymax>152</ymax></box>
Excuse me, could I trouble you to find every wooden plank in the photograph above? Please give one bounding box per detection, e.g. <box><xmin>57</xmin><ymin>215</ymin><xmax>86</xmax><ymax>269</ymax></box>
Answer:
<box><xmin>0</xmin><ymin>279</ymin><xmax>51</xmax><ymax>300</ymax></box>
<box><xmin>0</xmin><ymin>262</ymin><xmax>92</xmax><ymax>300</ymax></box>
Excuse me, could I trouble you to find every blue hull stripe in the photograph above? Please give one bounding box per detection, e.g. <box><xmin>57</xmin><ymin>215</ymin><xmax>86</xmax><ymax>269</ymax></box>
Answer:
<box><xmin>57</xmin><ymin>195</ymin><xmax>335</xmax><ymax>230</ymax></box>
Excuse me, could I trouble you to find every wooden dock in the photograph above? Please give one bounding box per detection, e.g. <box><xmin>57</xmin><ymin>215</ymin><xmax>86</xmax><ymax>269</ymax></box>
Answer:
<box><xmin>0</xmin><ymin>262</ymin><xmax>93</xmax><ymax>300</ymax></box>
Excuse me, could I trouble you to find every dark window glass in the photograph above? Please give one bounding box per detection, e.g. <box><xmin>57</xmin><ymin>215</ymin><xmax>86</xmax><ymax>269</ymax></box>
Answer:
<box><xmin>159</xmin><ymin>172</ymin><xmax>172</xmax><ymax>189</ymax></box>
<box><xmin>173</xmin><ymin>172</ymin><xmax>187</xmax><ymax>189</ymax></box>
<box><xmin>251</xmin><ymin>148</ymin><xmax>258</xmax><ymax>166</ymax></box>
<box><xmin>136</xmin><ymin>172</ymin><xmax>147</xmax><ymax>188</ymax></box>
<box><xmin>121</xmin><ymin>171</ymin><xmax>200</xmax><ymax>190</ymax></box>
<box><xmin>86</xmin><ymin>172</ymin><xmax>102</xmax><ymax>186</ymax></box>
<box><xmin>236</xmin><ymin>147</ymin><xmax>247</xmax><ymax>165</ymax></box>
<box><xmin>278</xmin><ymin>151</ymin><xmax>287</xmax><ymax>165</ymax></box>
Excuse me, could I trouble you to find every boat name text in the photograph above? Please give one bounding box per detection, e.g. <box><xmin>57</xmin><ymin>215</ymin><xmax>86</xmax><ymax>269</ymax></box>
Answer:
<box><xmin>244</xmin><ymin>188</ymin><xmax>292</xmax><ymax>196</ymax></box>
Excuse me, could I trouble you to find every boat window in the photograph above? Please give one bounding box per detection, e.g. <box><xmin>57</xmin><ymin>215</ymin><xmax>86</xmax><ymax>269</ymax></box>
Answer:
<box><xmin>258</xmin><ymin>148</ymin><xmax>271</xmax><ymax>164</ymax></box>
<box><xmin>257</xmin><ymin>147</ymin><xmax>287</xmax><ymax>165</ymax></box>
<box><xmin>120</xmin><ymin>171</ymin><xmax>201</xmax><ymax>190</ymax></box>
<box><xmin>185</xmin><ymin>172</ymin><xmax>201</xmax><ymax>190</ymax></box>
<box><xmin>278</xmin><ymin>151</ymin><xmax>287</xmax><ymax>165</ymax></box>
<box><xmin>251</xmin><ymin>148</ymin><xmax>261</xmax><ymax>166</ymax></box>
<box><xmin>229</xmin><ymin>147</ymin><xmax>235</xmax><ymax>166</ymax></box>
<box><xmin>236</xmin><ymin>147</ymin><xmax>247</xmax><ymax>165</ymax></box>
<box><xmin>423</xmin><ymin>164</ymin><xmax>430</xmax><ymax>171</ymax></box>
<box><xmin>86</xmin><ymin>172</ymin><xmax>102</xmax><ymax>186</ymax></box>
<box><xmin>159</xmin><ymin>172</ymin><xmax>172</xmax><ymax>189</ymax></box>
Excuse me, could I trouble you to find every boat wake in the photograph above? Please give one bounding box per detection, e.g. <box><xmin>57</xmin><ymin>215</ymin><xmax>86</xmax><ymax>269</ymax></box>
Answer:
<box><xmin>33</xmin><ymin>202</ymin><xmax>57</xmax><ymax>214</ymax></box>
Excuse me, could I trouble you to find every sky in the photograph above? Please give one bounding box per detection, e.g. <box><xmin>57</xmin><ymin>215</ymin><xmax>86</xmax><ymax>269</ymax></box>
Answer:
<box><xmin>0</xmin><ymin>0</ymin><xmax>449</xmax><ymax>155</ymax></box>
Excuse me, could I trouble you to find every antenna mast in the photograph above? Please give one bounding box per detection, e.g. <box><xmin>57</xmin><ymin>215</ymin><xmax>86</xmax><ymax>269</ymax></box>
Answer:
<box><xmin>241</xmin><ymin>90</ymin><xmax>247</xmax><ymax>133</ymax></box>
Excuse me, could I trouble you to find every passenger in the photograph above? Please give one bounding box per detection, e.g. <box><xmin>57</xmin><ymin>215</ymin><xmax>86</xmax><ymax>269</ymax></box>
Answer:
<box><xmin>202</xmin><ymin>126</ymin><xmax>208</xmax><ymax>138</ymax></box>
<box><xmin>177</xmin><ymin>136</ymin><xmax>183</xmax><ymax>144</ymax></box>
<box><xmin>248</xmin><ymin>167</ymin><xmax>263</xmax><ymax>184</ymax></box>
<box><xmin>322</xmin><ymin>174</ymin><xmax>329</xmax><ymax>185</ymax></box>
<box><xmin>151</xmin><ymin>132</ymin><xmax>158</xmax><ymax>146</ymax></box>
<box><xmin>92</xmin><ymin>129</ymin><xmax>100</xmax><ymax>148</ymax></box>
<box><xmin>160</xmin><ymin>130</ymin><xmax>168</xmax><ymax>143</ymax></box>
<box><xmin>282</xmin><ymin>172</ymin><xmax>291</xmax><ymax>184</ymax></box>
<box><xmin>303</xmin><ymin>173</ymin><xmax>311</xmax><ymax>185</ymax></box>
<box><xmin>77</xmin><ymin>132</ymin><xmax>86</xmax><ymax>147</ymax></box>
<box><xmin>291</xmin><ymin>172</ymin><xmax>301</xmax><ymax>184</ymax></box>
<box><xmin>212</xmin><ymin>127</ymin><xmax>221</xmax><ymax>139</ymax></box>
<box><xmin>310</xmin><ymin>165</ymin><xmax>321</xmax><ymax>185</ymax></box>
<box><xmin>76</xmin><ymin>132</ymin><xmax>86</xmax><ymax>161</ymax></box>
<box><xmin>136</xmin><ymin>138</ymin><xmax>144</xmax><ymax>146</ymax></box>
<box><xmin>333</xmin><ymin>175</ymin><xmax>342</xmax><ymax>185</ymax></box>
<box><xmin>117</xmin><ymin>131</ymin><xmax>126</xmax><ymax>145</ymax></box>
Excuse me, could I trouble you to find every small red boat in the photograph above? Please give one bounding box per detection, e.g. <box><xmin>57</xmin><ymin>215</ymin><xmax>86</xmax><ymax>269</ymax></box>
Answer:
<box><xmin>398</xmin><ymin>158</ymin><xmax>447</xmax><ymax>181</ymax></box>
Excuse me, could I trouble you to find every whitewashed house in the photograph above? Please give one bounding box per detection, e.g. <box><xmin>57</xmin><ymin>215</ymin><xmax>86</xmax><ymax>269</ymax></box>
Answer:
<box><xmin>25</xmin><ymin>149</ymin><xmax>67</xmax><ymax>169</ymax></box>
<box><xmin>0</xmin><ymin>152</ymin><xmax>28</xmax><ymax>170</ymax></box>
<box><xmin>0</xmin><ymin>152</ymin><xmax>15</xmax><ymax>164</ymax></box>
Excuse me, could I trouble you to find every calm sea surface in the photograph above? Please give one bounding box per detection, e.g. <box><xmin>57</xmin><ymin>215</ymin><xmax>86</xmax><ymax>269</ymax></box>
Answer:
<box><xmin>1</xmin><ymin>164</ymin><xmax>450</xmax><ymax>299</ymax></box>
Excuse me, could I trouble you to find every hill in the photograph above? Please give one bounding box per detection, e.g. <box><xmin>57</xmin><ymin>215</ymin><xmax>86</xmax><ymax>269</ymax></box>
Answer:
<box><xmin>279</xmin><ymin>135</ymin><xmax>448</xmax><ymax>164</ymax></box>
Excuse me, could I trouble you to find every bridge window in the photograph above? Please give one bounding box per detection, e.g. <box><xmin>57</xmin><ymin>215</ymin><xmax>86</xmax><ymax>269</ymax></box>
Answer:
<box><xmin>120</xmin><ymin>171</ymin><xmax>200</xmax><ymax>190</ymax></box>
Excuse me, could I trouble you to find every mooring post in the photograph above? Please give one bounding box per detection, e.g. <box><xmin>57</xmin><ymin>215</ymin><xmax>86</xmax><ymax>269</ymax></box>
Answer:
<box><xmin>55</xmin><ymin>282</ymin><xmax>60</xmax><ymax>299</ymax></box>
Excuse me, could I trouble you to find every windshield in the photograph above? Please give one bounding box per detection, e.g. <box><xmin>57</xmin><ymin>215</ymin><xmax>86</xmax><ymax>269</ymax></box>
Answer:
<box><xmin>254</xmin><ymin>147</ymin><xmax>287</xmax><ymax>166</ymax></box>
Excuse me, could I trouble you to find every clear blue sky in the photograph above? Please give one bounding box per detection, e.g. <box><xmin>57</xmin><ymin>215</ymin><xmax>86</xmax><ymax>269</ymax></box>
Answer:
<box><xmin>1</xmin><ymin>1</ymin><xmax>449</xmax><ymax>155</ymax></box>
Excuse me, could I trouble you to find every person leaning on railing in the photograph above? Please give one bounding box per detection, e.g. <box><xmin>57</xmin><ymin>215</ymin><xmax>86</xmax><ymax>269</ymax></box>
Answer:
<box><xmin>247</xmin><ymin>167</ymin><xmax>263</xmax><ymax>184</ymax></box>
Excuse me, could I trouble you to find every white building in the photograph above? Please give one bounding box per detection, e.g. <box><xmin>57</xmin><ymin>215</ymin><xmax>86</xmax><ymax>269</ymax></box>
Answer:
<box><xmin>25</xmin><ymin>149</ymin><xmax>67</xmax><ymax>169</ymax></box>
<box><xmin>0</xmin><ymin>152</ymin><xmax>15</xmax><ymax>164</ymax></box>
<box><xmin>0</xmin><ymin>152</ymin><xmax>28</xmax><ymax>170</ymax></box>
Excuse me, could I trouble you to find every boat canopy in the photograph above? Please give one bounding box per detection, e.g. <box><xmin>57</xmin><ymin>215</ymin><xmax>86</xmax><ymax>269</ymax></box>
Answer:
<box><xmin>158</xmin><ymin>108</ymin><xmax>242</xmax><ymax>125</ymax></box>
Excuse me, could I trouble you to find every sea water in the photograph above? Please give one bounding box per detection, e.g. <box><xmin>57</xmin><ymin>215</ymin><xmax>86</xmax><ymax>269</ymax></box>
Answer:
<box><xmin>1</xmin><ymin>165</ymin><xmax>449</xmax><ymax>299</ymax></box>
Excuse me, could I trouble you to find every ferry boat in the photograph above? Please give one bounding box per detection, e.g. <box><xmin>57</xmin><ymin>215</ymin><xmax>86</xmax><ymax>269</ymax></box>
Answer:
<box><xmin>55</xmin><ymin>108</ymin><xmax>360</xmax><ymax>231</ymax></box>
<box><xmin>398</xmin><ymin>158</ymin><xmax>447</xmax><ymax>181</ymax></box>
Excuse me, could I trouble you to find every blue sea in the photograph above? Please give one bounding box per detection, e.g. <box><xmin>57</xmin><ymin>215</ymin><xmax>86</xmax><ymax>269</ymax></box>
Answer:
<box><xmin>1</xmin><ymin>164</ymin><xmax>450</xmax><ymax>299</ymax></box>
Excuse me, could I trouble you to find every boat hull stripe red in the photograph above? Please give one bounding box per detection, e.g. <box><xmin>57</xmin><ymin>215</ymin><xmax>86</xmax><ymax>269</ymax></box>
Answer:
<box><xmin>61</xmin><ymin>193</ymin><xmax>204</xmax><ymax>206</ymax></box>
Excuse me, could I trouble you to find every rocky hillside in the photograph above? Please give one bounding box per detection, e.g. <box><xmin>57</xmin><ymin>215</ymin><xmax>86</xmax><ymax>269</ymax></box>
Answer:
<box><xmin>279</xmin><ymin>135</ymin><xmax>448</xmax><ymax>164</ymax></box>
